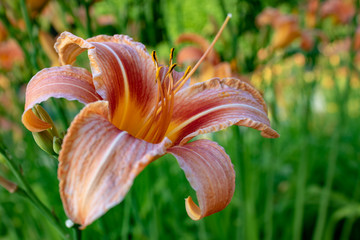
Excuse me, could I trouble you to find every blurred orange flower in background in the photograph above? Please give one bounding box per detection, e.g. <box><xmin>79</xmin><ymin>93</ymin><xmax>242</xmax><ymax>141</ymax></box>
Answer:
<box><xmin>320</xmin><ymin>0</ymin><xmax>355</xmax><ymax>24</ymax></box>
<box><xmin>176</xmin><ymin>33</ymin><xmax>239</xmax><ymax>84</ymax></box>
<box><xmin>0</xmin><ymin>39</ymin><xmax>24</xmax><ymax>71</ymax></box>
<box><xmin>256</xmin><ymin>8</ymin><xmax>301</xmax><ymax>50</ymax></box>
<box><xmin>306</xmin><ymin>0</ymin><xmax>319</xmax><ymax>28</ymax></box>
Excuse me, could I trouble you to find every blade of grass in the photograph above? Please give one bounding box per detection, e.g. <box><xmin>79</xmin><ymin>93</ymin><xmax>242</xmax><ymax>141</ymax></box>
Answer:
<box><xmin>19</xmin><ymin>0</ymin><xmax>39</xmax><ymax>72</ymax></box>
<box><xmin>264</xmin><ymin>139</ymin><xmax>276</xmax><ymax>240</ymax></box>
<box><xmin>0</xmin><ymin>142</ymin><xmax>68</xmax><ymax>238</ymax></box>
<box><xmin>312</xmin><ymin>133</ymin><xmax>339</xmax><ymax>240</ymax></box>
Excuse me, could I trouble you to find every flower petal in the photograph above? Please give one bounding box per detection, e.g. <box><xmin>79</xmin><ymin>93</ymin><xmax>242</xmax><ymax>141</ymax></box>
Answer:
<box><xmin>86</xmin><ymin>38</ymin><xmax>157</xmax><ymax>132</ymax></box>
<box><xmin>55</xmin><ymin>31</ymin><xmax>94</xmax><ymax>65</ymax></box>
<box><xmin>85</xmin><ymin>35</ymin><xmax>187</xmax><ymax>136</ymax></box>
<box><xmin>168</xmin><ymin>139</ymin><xmax>235</xmax><ymax>220</ymax></box>
<box><xmin>22</xmin><ymin>65</ymin><xmax>102</xmax><ymax>132</ymax></box>
<box><xmin>166</xmin><ymin>78</ymin><xmax>279</xmax><ymax>145</ymax></box>
<box><xmin>58</xmin><ymin>101</ymin><xmax>171</xmax><ymax>228</ymax></box>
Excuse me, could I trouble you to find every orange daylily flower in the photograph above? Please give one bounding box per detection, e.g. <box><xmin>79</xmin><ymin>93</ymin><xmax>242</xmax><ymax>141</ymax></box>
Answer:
<box><xmin>271</xmin><ymin>15</ymin><xmax>301</xmax><ymax>49</ymax></box>
<box><xmin>22</xmin><ymin>31</ymin><xmax>279</xmax><ymax>228</ymax></box>
<box><xmin>305</xmin><ymin>0</ymin><xmax>319</xmax><ymax>28</ymax></box>
<box><xmin>320</xmin><ymin>0</ymin><xmax>355</xmax><ymax>24</ymax></box>
<box><xmin>176</xmin><ymin>33</ymin><xmax>238</xmax><ymax>84</ymax></box>
<box><xmin>255</xmin><ymin>7</ymin><xmax>281</xmax><ymax>27</ymax></box>
<box><xmin>0</xmin><ymin>39</ymin><xmax>24</xmax><ymax>70</ymax></box>
<box><xmin>256</xmin><ymin>8</ymin><xmax>301</xmax><ymax>49</ymax></box>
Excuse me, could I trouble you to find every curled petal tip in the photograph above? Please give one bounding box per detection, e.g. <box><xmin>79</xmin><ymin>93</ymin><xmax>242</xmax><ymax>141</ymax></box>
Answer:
<box><xmin>22</xmin><ymin>110</ymin><xmax>52</xmax><ymax>132</ymax></box>
<box><xmin>169</xmin><ymin>140</ymin><xmax>235</xmax><ymax>221</ymax></box>
<box><xmin>185</xmin><ymin>196</ymin><xmax>202</xmax><ymax>220</ymax></box>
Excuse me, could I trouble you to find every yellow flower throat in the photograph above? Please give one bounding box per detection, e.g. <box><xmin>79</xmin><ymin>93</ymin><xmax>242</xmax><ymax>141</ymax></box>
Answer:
<box><xmin>134</xmin><ymin>49</ymin><xmax>191</xmax><ymax>144</ymax></box>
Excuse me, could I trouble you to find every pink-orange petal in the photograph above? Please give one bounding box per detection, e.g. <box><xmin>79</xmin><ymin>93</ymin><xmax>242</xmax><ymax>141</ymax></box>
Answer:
<box><xmin>86</xmin><ymin>37</ymin><xmax>185</xmax><ymax>136</ymax></box>
<box><xmin>58</xmin><ymin>101</ymin><xmax>171</xmax><ymax>228</ymax></box>
<box><xmin>55</xmin><ymin>31</ymin><xmax>187</xmax><ymax>136</ymax></box>
<box><xmin>168</xmin><ymin>139</ymin><xmax>235</xmax><ymax>220</ymax></box>
<box><xmin>55</xmin><ymin>31</ymin><xmax>94</xmax><ymax>65</ymax></box>
<box><xmin>166</xmin><ymin>77</ymin><xmax>279</xmax><ymax>145</ymax></box>
<box><xmin>22</xmin><ymin>65</ymin><xmax>102</xmax><ymax>132</ymax></box>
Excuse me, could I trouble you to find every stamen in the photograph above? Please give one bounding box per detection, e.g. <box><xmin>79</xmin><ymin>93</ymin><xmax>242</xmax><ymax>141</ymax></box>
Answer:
<box><xmin>140</xmin><ymin>16</ymin><xmax>234</xmax><ymax>144</ymax></box>
<box><xmin>169</xmin><ymin>48</ymin><xmax>175</xmax><ymax>66</ymax></box>
<box><xmin>155</xmin><ymin>66</ymin><xmax>163</xmax><ymax>82</ymax></box>
<box><xmin>152</xmin><ymin>50</ymin><xmax>158</xmax><ymax>68</ymax></box>
<box><xmin>175</xmin><ymin>13</ymin><xmax>232</xmax><ymax>92</ymax></box>
<box><xmin>136</xmin><ymin>66</ymin><xmax>164</xmax><ymax>140</ymax></box>
<box><xmin>168</xmin><ymin>63</ymin><xmax>177</xmax><ymax>74</ymax></box>
<box><xmin>174</xmin><ymin>66</ymin><xmax>192</xmax><ymax>92</ymax></box>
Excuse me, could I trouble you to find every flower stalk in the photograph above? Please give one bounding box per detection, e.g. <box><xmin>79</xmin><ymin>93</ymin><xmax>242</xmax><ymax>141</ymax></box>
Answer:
<box><xmin>0</xmin><ymin>141</ymin><xmax>69</xmax><ymax>238</ymax></box>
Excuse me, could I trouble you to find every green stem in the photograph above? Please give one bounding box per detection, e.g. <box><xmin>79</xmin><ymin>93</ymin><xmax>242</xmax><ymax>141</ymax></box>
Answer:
<box><xmin>312</xmin><ymin>133</ymin><xmax>339</xmax><ymax>240</ymax></box>
<box><xmin>72</xmin><ymin>225</ymin><xmax>82</xmax><ymax>240</ymax></box>
<box><xmin>51</xmin><ymin>99</ymin><xmax>70</xmax><ymax>130</ymax></box>
<box><xmin>232</xmin><ymin>126</ymin><xmax>245</xmax><ymax>240</ymax></box>
<box><xmin>264</xmin><ymin>140</ymin><xmax>275</xmax><ymax>240</ymax></box>
<box><xmin>121</xmin><ymin>193</ymin><xmax>131</xmax><ymax>239</ymax></box>
<box><xmin>292</xmin><ymin>138</ymin><xmax>308</xmax><ymax>240</ymax></box>
<box><xmin>0</xmin><ymin>144</ymin><xmax>68</xmax><ymax>238</ymax></box>
<box><xmin>293</xmin><ymin>55</ymin><xmax>317</xmax><ymax>240</ymax></box>
<box><xmin>83</xmin><ymin>0</ymin><xmax>93</xmax><ymax>37</ymax></box>
<box><xmin>19</xmin><ymin>0</ymin><xmax>39</xmax><ymax>72</ymax></box>
<box><xmin>339</xmin><ymin>173</ymin><xmax>360</xmax><ymax>240</ymax></box>
<box><xmin>314</xmin><ymin>6</ymin><xmax>358</xmax><ymax>238</ymax></box>
<box><xmin>242</xmin><ymin>134</ymin><xmax>259</xmax><ymax>240</ymax></box>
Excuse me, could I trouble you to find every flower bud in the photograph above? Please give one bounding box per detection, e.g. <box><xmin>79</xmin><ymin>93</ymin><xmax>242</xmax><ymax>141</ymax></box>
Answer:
<box><xmin>31</xmin><ymin>105</ymin><xmax>61</xmax><ymax>155</ymax></box>
<box><xmin>53</xmin><ymin>136</ymin><xmax>63</xmax><ymax>155</ymax></box>
<box><xmin>32</xmin><ymin>131</ymin><xmax>56</xmax><ymax>155</ymax></box>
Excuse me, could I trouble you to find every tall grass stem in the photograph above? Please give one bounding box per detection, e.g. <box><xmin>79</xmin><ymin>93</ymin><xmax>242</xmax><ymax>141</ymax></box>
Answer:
<box><xmin>0</xmin><ymin>144</ymin><xmax>68</xmax><ymax>238</ymax></box>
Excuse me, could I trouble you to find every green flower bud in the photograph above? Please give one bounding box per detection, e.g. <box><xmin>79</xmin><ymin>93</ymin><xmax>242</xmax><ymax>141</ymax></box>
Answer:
<box><xmin>31</xmin><ymin>104</ymin><xmax>61</xmax><ymax>155</ymax></box>
<box><xmin>53</xmin><ymin>136</ymin><xmax>63</xmax><ymax>154</ymax></box>
<box><xmin>33</xmin><ymin>131</ymin><xmax>56</xmax><ymax>155</ymax></box>
<box><xmin>32</xmin><ymin>105</ymin><xmax>59</xmax><ymax>137</ymax></box>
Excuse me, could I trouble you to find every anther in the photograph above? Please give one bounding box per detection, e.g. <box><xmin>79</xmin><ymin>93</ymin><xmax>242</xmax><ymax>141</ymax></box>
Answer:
<box><xmin>168</xmin><ymin>63</ymin><xmax>177</xmax><ymax>74</ymax></box>
<box><xmin>152</xmin><ymin>51</ymin><xmax>158</xmax><ymax>67</ymax></box>
<box><xmin>169</xmin><ymin>48</ymin><xmax>175</xmax><ymax>65</ymax></box>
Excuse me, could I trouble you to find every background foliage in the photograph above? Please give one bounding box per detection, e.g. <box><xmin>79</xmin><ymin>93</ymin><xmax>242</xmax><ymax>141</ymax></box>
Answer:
<box><xmin>0</xmin><ymin>0</ymin><xmax>359</xmax><ymax>239</ymax></box>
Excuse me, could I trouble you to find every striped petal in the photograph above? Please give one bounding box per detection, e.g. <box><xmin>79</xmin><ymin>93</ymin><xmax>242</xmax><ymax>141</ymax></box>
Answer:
<box><xmin>56</xmin><ymin>31</ymin><xmax>186</xmax><ymax>137</ymax></box>
<box><xmin>166</xmin><ymin>77</ymin><xmax>279</xmax><ymax>145</ymax></box>
<box><xmin>55</xmin><ymin>31</ymin><xmax>94</xmax><ymax>65</ymax></box>
<box><xmin>58</xmin><ymin>101</ymin><xmax>171</xmax><ymax>228</ymax></box>
<box><xmin>86</xmin><ymin>38</ymin><xmax>159</xmax><ymax>134</ymax></box>
<box><xmin>168</xmin><ymin>139</ymin><xmax>235</xmax><ymax>220</ymax></box>
<box><xmin>22</xmin><ymin>65</ymin><xmax>102</xmax><ymax>132</ymax></box>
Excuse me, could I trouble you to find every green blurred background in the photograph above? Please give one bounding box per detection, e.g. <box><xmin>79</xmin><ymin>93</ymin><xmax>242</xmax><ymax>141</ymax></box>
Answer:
<box><xmin>0</xmin><ymin>0</ymin><xmax>360</xmax><ymax>239</ymax></box>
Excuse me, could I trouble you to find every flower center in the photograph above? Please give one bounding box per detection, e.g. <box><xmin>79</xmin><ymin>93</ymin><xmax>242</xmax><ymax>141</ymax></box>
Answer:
<box><xmin>134</xmin><ymin>49</ymin><xmax>191</xmax><ymax>144</ymax></box>
<box><xmin>133</xmin><ymin>13</ymin><xmax>232</xmax><ymax>144</ymax></box>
